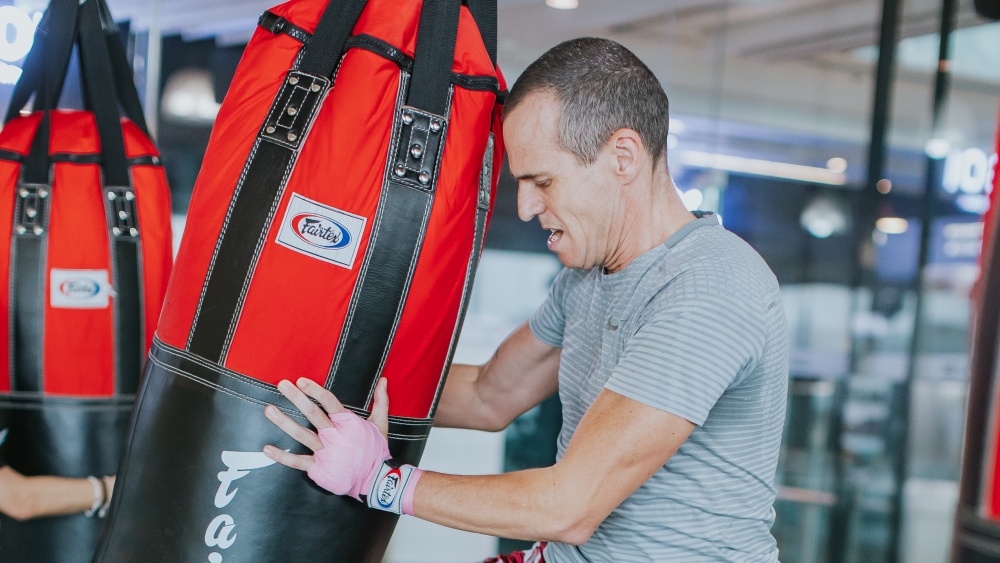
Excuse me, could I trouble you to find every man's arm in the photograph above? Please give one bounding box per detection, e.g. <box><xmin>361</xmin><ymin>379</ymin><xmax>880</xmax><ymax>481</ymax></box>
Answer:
<box><xmin>411</xmin><ymin>389</ymin><xmax>694</xmax><ymax>543</ymax></box>
<box><xmin>433</xmin><ymin>321</ymin><xmax>561</xmax><ymax>432</ymax></box>
<box><xmin>265</xmin><ymin>381</ymin><xmax>694</xmax><ymax>545</ymax></box>
<box><xmin>0</xmin><ymin>466</ymin><xmax>115</xmax><ymax>521</ymax></box>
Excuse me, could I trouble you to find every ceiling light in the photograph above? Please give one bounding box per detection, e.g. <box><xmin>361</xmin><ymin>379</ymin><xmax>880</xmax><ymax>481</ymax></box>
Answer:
<box><xmin>679</xmin><ymin>150</ymin><xmax>846</xmax><ymax>185</ymax></box>
<box><xmin>800</xmin><ymin>196</ymin><xmax>850</xmax><ymax>239</ymax></box>
<box><xmin>876</xmin><ymin>179</ymin><xmax>892</xmax><ymax>194</ymax></box>
<box><xmin>666</xmin><ymin>134</ymin><xmax>679</xmax><ymax>150</ymax></box>
<box><xmin>679</xmin><ymin>188</ymin><xmax>703</xmax><ymax>210</ymax></box>
<box><xmin>875</xmin><ymin>217</ymin><xmax>909</xmax><ymax>235</ymax></box>
<box><xmin>826</xmin><ymin>157</ymin><xmax>847</xmax><ymax>173</ymax></box>
<box><xmin>669</xmin><ymin>118</ymin><xmax>685</xmax><ymax>134</ymax></box>
<box><xmin>924</xmin><ymin>137</ymin><xmax>952</xmax><ymax>159</ymax></box>
<box><xmin>546</xmin><ymin>0</ymin><xmax>578</xmax><ymax>9</ymax></box>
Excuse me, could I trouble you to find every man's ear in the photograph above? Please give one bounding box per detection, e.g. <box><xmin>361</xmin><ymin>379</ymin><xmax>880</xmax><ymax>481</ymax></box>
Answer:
<box><xmin>607</xmin><ymin>128</ymin><xmax>644</xmax><ymax>184</ymax></box>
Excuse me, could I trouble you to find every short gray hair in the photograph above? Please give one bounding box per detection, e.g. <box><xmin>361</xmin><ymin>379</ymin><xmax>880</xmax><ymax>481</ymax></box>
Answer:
<box><xmin>503</xmin><ymin>38</ymin><xmax>670</xmax><ymax>166</ymax></box>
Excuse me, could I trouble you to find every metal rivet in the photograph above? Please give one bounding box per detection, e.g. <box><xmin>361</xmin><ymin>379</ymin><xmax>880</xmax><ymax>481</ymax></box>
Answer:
<box><xmin>418</xmin><ymin>171</ymin><xmax>431</xmax><ymax>185</ymax></box>
<box><xmin>266</xmin><ymin>126</ymin><xmax>276</xmax><ymax>134</ymax></box>
<box><xmin>394</xmin><ymin>164</ymin><xmax>406</xmax><ymax>177</ymax></box>
<box><xmin>287</xmin><ymin>133</ymin><xmax>298</xmax><ymax>142</ymax></box>
<box><xmin>410</xmin><ymin>144</ymin><xmax>423</xmax><ymax>159</ymax></box>
<box><xmin>310</xmin><ymin>83</ymin><xmax>321</xmax><ymax>92</ymax></box>
<box><xmin>113</xmin><ymin>227</ymin><xmax>122</xmax><ymax>236</ymax></box>
<box><xmin>402</xmin><ymin>111</ymin><xmax>413</xmax><ymax>124</ymax></box>
<box><xmin>107</xmin><ymin>191</ymin><xmax>117</xmax><ymax>201</ymax></box>
<box><xmin>130</xmin><ymin>228</ymin><xmax>138</xmax><ymax>237</ymax></box>
<box><xmin>287</xmin><ymin>107</ymin><xmax>298</xmax><ymax>116</ymax></box>
<box><xmin>18</xmin><ymin>188</ymin><xmax>28</xmax><ymax>198</ymax></box>
<box><xmin>37</xmin><ymin>188</ymin><xmax>48</xmax><ymax>199</ymax></box>
<box><xmin>15</xmin><ymin>225</ymin><xmax>26</xmax><ymax>235</ymax></box>
<box><xmin>125</xmin><ymin>191</ymin><xmax>135</xmax><ymax>201</ymax></box>
<box><xmin>288</xmin><ymin>76</ymin><xmax>299</xmax><ymax>85</ymax></box>
<box><xmin>32</xmin><ymin>226</ymin><xmax>43</xmax><ymax>235</ymax></box>
<box><xmin>118</xmin><ymin>210</ymin><xmax>128</xmax><ymax>220</ymax></box>
<box><xmin>26</xmin><ymin>207</ymin><xmax>36</xmax><ymax>218</ymax></box>
<box><xmin>429</xmin><ymin>120</ymin><xmax>441</xmax><ymax>133</ymax></box>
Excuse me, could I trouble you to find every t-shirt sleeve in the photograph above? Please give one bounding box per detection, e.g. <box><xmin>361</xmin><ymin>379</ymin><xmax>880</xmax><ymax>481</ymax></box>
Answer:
<box><xmin>604</xmin><ymin>275</ymin><xmax>767</xmax><ymax>426</ymax></box>
<box><xmin>528</xmin><ymin>267</ymin><xmax>571</xmax><ymax>348</ymax></box>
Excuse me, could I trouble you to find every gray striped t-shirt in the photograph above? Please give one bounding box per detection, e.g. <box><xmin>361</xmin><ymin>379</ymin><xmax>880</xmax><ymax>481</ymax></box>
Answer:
<box><xmin>529</xmin><ymin>214</ymin><xmax>788</xmax><ymax>562</ymax></box>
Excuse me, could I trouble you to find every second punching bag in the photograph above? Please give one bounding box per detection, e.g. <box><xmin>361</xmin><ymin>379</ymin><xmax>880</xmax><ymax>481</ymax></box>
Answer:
<box><xmin>94</xmin><ymin>0</ymin><xmax>503</xmax><ymax>561</ymax></box>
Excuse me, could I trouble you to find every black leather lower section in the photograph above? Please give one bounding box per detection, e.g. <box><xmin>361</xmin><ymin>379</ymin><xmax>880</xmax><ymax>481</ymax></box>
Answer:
<box><xmin>0</xmin><ymin>394</ymin><xmax>133</xmax><ymax>563</ymax></box>
<box><xmin>95</xmin><ymin>340</ymin><xmax>429</xmax><ymax>563</ymax></box>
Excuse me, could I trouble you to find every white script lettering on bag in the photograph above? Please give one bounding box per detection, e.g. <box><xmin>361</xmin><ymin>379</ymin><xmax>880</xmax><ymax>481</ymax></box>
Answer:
<box><xmin>204</xmin><ymin>450</ymin><xmax>278</xmax><ymax>563</ymax></box>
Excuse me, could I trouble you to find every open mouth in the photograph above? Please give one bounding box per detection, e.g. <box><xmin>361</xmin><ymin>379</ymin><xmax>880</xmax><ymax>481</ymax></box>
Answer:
<box><xmin>547</xmin><ymin>229</ymin><xmax>563</xmax><ymax>248</ymax></box>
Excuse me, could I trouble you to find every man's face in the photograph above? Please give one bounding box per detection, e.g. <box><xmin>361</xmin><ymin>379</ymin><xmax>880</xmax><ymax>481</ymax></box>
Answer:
<box><xmin>503</xmin><ymin>92</ymin><xmax>621</xmax><ymax>270</ymax></box>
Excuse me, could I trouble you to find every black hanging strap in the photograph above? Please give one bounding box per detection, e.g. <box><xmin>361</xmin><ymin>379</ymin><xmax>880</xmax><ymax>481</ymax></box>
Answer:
<box><xmin>7</xmin><ymin>0</ymin><xmax>80</xmax><ymax>393</ymax></box>
<box><xmin>327</xmin><ymin>0</ymin><xmax>463</xmax><ymax>407</ymax></box>
<box><xmin>77</xmin><ymin>0</ymin><xmax>144</xmax><ymax>395</ymax></box>
<box><xmin>97</xmin><ymin>0</ymin><xmax>149</xmax><ymax>135</ymax></box>
<box><xmin>186</xmin><ymin>0</ymin><xmax>369</xmax><ymax>360</ymax></box>
<box><xmin>466</xmin><ymin>0</ymin><xmax>497</xmax><ymax>66</ymax></box>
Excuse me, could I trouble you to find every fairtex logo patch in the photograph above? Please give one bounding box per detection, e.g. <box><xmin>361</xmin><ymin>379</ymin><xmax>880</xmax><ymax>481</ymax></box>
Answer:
<box><xmin>50</xmin><ymin>269</ymin><xmax>110</xmax><ymax>309</ymax></box>
<box><xmin>59</xmin><ymin>278</ymin><xmax>100</xmax><ymax>299</ymax></box>
<box><xmin>276</xmin><ymin>193</ymin><xmax>366</xmax><ymax>269</ymax></box>
<box><xmin>292</xmin><ymin>213</ymin><xmax>352</xmax><ymax>249</ymax></box>
<box><xmin>376</xmin><ymin>468</ymin><xmax>402</xmax><ymax>508</ymax></box>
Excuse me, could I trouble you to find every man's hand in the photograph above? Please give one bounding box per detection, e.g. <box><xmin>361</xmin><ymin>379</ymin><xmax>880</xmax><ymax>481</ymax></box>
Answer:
<box><xmin>263</xmin><ymin>377</ymin><xmax>422</xmax><ymax>514</ymax></box>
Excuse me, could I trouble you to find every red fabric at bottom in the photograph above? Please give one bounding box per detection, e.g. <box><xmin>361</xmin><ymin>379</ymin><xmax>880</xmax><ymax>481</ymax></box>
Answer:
<box><xmin>483</xmin><ymin>542</ymin><xmax>547</xmax><ymax>563</ymax></box>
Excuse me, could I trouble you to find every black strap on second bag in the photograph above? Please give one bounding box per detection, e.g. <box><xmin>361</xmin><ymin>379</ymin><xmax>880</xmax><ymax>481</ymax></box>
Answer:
<box><xmin>77</xmin><ymin>0</ymin><xmax>146</xmax><ymax>395</ymax></box>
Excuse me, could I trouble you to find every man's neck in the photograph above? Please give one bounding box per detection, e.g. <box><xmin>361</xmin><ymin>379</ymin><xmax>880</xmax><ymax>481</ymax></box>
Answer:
<box><xmin>603</xmin><ymin>174</ymin><xmax>695</xmax><ymax>274</ymax></box>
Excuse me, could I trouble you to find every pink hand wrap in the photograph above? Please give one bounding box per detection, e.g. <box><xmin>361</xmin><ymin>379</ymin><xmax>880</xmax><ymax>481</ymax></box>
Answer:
<box><xmin>307</xmin><ymin>411</ymin><xmax>389</xmax><ymax>501</ymax></box>
<box><xmin>306</xmin><ymin>410</ymin><xmax>423</xmax><ymax>515</ymax></box>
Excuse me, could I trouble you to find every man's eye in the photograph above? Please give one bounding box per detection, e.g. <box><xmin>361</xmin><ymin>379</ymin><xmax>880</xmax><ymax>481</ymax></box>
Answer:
<box><xmin>536</xmin><ymin>180</ymin><xmax>551</xmax><ymax>188</ymax></box>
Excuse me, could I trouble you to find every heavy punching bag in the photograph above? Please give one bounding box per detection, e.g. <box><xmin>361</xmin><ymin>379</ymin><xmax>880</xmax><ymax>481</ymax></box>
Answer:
<box><xmin>0</xmin><ymin>0</ymin><xmax>172</xmax><ymax>561</ymax></box>
<box><xmin>94</xmin><ymin>0</ymin><xmax>503</xmax><ymax>561</ymax></box>
<box><xmin>951</xmin><ymin>100</ymin><xmax>1000</xmax><ymax>561</ymax></box>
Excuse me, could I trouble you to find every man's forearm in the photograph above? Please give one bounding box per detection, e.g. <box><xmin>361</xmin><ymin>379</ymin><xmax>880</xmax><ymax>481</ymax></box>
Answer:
<box><xmin>409</xmin><ymin>468</ymin><xmax>594</xmax><ymax>545</ymax></box>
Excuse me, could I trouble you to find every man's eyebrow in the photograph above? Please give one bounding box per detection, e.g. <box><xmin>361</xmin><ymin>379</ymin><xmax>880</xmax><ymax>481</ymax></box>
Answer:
<box><xmin>515</xmin><ymin>172</ymin><xmax>548</xmax><ymax>181</ymax></box>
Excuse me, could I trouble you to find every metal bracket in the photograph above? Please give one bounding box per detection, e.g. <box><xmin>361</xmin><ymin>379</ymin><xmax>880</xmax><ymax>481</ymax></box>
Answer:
<box><xmin>106</xmin><ymin>186</ymin><xmax>139</xmax><ymax>238</ymax></box>
<box><xmin>13</xmin><ymin>183</ymin><xmax>49</xmax><ymax>236</ymax></box>
<box><xmin>389</xmin><ymin>105</ymin><xmax>448</xmax><ymax>192</ymax></box>
<box><xmin>260</xmin><ymin>70</ymin><xmax>330</xmax><ymax>150</ymax></box>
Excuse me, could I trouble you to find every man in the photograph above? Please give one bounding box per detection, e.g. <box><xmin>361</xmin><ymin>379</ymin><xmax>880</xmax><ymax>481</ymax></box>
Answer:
<box><xmin>263</xmin><ymin>37</ymin><xmax>789</xmax><ymax>562</ymax></box>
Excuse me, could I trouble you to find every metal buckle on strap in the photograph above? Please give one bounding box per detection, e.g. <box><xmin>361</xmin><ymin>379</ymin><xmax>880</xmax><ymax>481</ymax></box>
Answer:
<box><xmin>106</xmin><ymin>186</ymin><xmax>139</xmax><ymax>238</ymax></box>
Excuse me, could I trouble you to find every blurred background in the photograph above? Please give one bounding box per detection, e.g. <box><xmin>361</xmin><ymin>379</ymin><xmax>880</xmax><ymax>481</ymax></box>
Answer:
<box><xmin>1</xmin><ymin>0</ymin><xmax>996</xmax><ymax>560</ymax></box>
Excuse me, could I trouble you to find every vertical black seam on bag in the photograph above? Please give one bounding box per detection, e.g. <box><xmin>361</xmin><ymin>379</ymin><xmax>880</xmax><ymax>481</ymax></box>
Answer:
<box><xmin>10</xmin><ymin>175</ymin><xmax>50</xmax><ymax>394</ymax></box>
<box><xmin>325</xmin><ymin>87</ymin><xmax>455</xmax><ymax>410</ymax></box>
<box><xmin>427</xmin><ymin>132</ymin><xmax>493</xmax><ymax>418</ymax></box>
<box><xmin>186</xmin><ymin>70</ymin><xmax>331</xmax><ymax>361</ymax></box>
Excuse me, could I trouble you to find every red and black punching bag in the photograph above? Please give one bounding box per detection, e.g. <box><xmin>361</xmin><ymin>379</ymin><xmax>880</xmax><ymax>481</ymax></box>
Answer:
<box><xmin>94</xmin><ymin>0</ymin><xmax>502</xmax><ymax>561</ymax></box>
<box><xmin>951</xmin><ymin>102</ymin><xmax>1000</xmax><ymax>562</ymax></box>
<box><xmin>0</xmin><ymin>0</ymin><xmax>172</xmax><ymax>561</ymax></box>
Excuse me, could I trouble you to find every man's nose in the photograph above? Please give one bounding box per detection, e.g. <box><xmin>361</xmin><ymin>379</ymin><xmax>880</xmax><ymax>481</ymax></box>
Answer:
<box><xmin>517</xmin><ymin>184</ymin><xmax>544</xmax><ymax>222</ymax></box>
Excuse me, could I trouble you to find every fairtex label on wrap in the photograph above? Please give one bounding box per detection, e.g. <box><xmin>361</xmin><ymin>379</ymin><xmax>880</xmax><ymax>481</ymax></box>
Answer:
<box><xmin>275</xmin><ymin>193</ymin><xmax>367</xmax><ymax>269</ymax></box>
<box><xmin>366</xmin><ymin>461</ymin><xmax>417</xmax><ymax>515</ymax></box>
<box><xmin>50</xmin><ymin>269</ymin><xmax>112</xmax><ymax>309</ymax></box>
